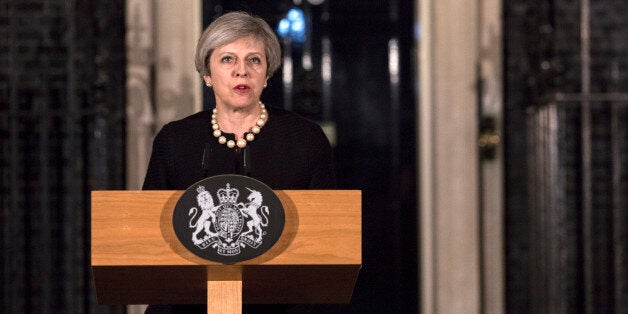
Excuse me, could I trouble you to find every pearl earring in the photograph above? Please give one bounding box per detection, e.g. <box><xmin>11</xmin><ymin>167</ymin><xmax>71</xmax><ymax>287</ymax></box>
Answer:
<box><xmin>206</xmin><ymin>82</ymin><xmax>212</xmax><ymax>87</ymax></box>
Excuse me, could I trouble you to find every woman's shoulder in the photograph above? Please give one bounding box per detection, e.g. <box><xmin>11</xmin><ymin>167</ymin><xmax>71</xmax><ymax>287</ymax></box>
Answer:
<box><xmin>158</xmin><ymin>110</ymin><xmax>211</xmax><ymax>136</ymax></box>
<box><xmin>264</xmin><ymin>106</ymin><xmax>331</xmax><ymax>147</ymax></box>
<box><xmin>266</xmin><ymin>106</ymin><xmax>321</xmax><ymax>131</ymax></box>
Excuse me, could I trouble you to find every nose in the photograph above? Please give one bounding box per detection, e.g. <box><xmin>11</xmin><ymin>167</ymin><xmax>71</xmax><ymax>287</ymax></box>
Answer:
<box><xmin>234</xmin><ymin>60</ymin><xmax>248</xmax><ymax>77</ymax></box>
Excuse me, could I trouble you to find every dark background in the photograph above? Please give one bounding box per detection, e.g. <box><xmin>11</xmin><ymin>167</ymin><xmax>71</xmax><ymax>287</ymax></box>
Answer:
<box><xmin>203</xmin><ymin>1</ymin><xmax>418</xmax><ymax>313</ymax></box>
<box><xmin>1</xmin><ymin>0</ymin><xmax>417</xmax><ymax>313</ymax></box>
<box><xmin>2</xmin><ymin>0</ymin><xmax>627</xmax><ymax>313</ymax></box>
<box><xmin>504</xmin><ymin>0</ymin><xmax>628</xmax><ymax>313</ymax></box>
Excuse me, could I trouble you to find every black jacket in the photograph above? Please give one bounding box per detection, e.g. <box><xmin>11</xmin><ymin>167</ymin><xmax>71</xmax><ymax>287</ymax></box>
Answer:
<box><xmin>142</xmin><ymin>106</ymin><xmax>336</xmax><ymax>190</ymax></box>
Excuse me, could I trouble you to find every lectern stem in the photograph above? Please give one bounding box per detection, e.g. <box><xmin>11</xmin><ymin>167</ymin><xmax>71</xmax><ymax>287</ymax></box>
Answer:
<box><xmin>207</xmin><ymin>279</ymin><xmax>242</xmax><ymax>314</ymax></box>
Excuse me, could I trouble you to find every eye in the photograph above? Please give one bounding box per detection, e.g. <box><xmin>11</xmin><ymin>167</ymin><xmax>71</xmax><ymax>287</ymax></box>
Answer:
<box><xmin>221</xmin><ymin>56</ymin><xmax>233</xmax><ymax>63</ymax></box>
<box><xmin>249</xmin><ymin>56</ymin><xmax>262</xmax><ymax>64</ymax></box>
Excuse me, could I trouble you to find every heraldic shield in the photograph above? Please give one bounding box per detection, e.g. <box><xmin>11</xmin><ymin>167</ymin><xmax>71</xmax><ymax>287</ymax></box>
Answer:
<box><xmin>172</xmin><ymin>175</ymin><xmax>285</xmax><ymax>264</ymax></box>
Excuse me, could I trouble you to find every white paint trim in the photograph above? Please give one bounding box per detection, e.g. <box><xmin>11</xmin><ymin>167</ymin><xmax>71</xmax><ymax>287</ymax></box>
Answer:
<box><xmin>125</xmin><ymin>0</ymin><xmax>202</xmax><ymax>311</ymax></box>
<box><xmin>417</xmin><ymin>0</ymin><xmax>436</xmax><ymax>312</ymax></box>
<box><xmin>478</xmin><ymin>0</ymin><xmax>505</xmax><ymax>312</ymax></box>
<box><xmin>125</xmin><ymin>0</ymin><xmax>155</xmax><ymax>190</ymax></box>
<box><xmin>154</xmin><ymin>0</ymin><xmax>203</xmax><ymax>129</ymax></box>
<box><xmin>417</xmin><ymin>0</ymin><xmax>488</xmax><ymax>312</ymax></box>
<box><xmin>192</xmin><ymin>0</ymin><xmax>202</xmax><ymax>113</ymax></box>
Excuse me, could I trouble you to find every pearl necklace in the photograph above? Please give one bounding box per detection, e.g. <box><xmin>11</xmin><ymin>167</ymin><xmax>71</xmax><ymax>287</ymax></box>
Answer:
<box><xmin>211</xmin><ymin>102</ymin><xmax>268</xmax><ymax>149</ymax></box>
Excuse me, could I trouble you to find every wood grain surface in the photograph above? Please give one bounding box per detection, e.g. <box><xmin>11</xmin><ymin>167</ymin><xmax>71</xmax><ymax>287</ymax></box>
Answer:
<box><xmin>91</xmin><ymin>190</ymin><xmax>361</xmax><ymax>304</ymax></box>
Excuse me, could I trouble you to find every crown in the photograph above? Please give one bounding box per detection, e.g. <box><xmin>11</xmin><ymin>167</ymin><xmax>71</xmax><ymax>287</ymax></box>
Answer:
<box><xmin>217</xmin><ymin>183</ymin><xmax>239</xmax><ymax>204</ymax></box>
<box><xmin>197</xmin><ymin>185</ymin><xmax>206</xmax><ymax>194</ymax></box>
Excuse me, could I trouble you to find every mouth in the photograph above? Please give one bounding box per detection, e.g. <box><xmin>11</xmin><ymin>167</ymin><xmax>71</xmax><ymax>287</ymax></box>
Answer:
<box><xmin>233</xmin><ymin>84</ymin><xmax>251</xmax><ymax>93</ymax></box>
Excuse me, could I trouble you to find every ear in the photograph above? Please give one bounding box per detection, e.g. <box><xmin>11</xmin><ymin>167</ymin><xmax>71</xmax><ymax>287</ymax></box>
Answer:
<box><xmin>203</xmin><ymin>75</ymin><xmax>212</xmax><ymax>86</ymax></box>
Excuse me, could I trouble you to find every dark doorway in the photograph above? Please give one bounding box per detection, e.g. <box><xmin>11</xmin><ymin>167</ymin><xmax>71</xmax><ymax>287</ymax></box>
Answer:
<box><xmin>504</xmin><ymin>1</ymin><xmax>628</xmax><ymax>312</ymax></box>
<box><xmin>203</xmin><ymin>1</ymin><xmax>418</xmax><ymax>312</ymax></box>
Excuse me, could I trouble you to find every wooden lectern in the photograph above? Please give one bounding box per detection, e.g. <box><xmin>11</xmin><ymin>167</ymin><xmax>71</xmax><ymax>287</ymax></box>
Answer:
<box><xmin>91</xmin><ymin>190</ymin><xmax>361</xmax><ymax>313</ymax></box>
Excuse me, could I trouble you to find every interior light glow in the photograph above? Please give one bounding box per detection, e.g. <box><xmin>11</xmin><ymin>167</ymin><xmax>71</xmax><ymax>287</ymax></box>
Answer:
<box><xmin>277</xmin><ymin>7</ymin><xmax>307</xmax><ymax>44</ymax></box>
<box><xmin>388</xmin><ymin>38</ymin><xmax>400</xmax><ymax>84</ymax></box>
<box><xmin>277</xmin><ymin>18</ymin><xmax>290</xmax><ymax>37</ymax></box>
<box><xmin>287</xmin><ymin>8</ymin><xmax>304</xmax><ymax>22</ymax></box>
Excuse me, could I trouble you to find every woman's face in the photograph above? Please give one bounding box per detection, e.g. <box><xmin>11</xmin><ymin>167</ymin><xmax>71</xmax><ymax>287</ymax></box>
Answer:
<box><xmin>204</xmin><ymin>36</ymin><xmax>268</xmax><ymax>111</ymax></box>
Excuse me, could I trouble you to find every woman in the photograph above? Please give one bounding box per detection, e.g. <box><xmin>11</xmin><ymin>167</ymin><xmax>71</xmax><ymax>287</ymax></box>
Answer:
<box><xmin>143</xmin><ymin>11</ymin><xmax>336</xmax><ymax>314</ymax></box>
<box><xmin>143</xmin><ymin>11</ymin><xmax>336</xmax><ymax>191</ymax></box>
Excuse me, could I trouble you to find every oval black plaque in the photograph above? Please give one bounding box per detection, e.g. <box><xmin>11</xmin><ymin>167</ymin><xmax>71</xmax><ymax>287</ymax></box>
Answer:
<box><xmin>172</xmin><ymin>175</ymin><xmax>285</xmax><ymax>263</ymax></box>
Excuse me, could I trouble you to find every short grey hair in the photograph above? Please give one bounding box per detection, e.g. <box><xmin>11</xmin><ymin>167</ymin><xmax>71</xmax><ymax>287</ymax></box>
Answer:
<box><xmin>194</xmin><ymin>11</ymin><xmax>282</xmax><ymax>78</ymax></box>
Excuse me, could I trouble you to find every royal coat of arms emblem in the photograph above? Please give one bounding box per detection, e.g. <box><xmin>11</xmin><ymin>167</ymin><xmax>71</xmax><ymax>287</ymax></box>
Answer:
<box><xmin>173</xmin><ymin>175</ymin><xmax>284</xmax><ymax>263</ymax></box>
